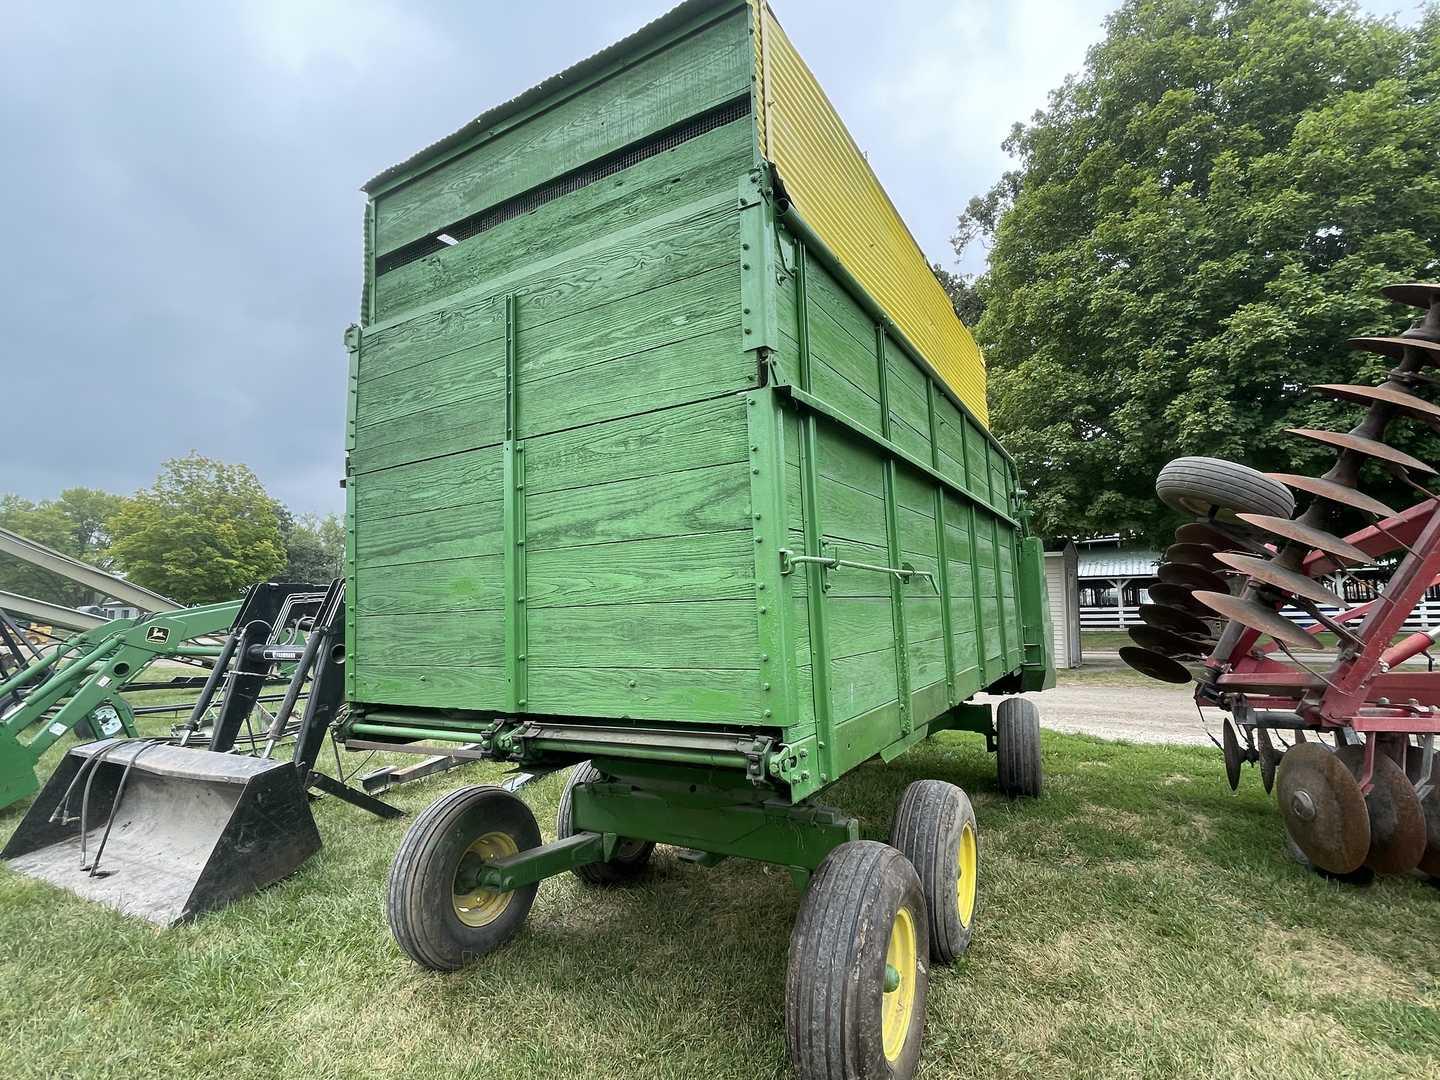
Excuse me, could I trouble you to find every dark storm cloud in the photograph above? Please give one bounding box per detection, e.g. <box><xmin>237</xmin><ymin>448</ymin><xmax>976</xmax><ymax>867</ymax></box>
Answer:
<box><xmin>4</xmin><ymin>0</ymin><xmax>1410</xmax><ymax>514</ymax></box>
<box><xmin>1</xmin><ymin>0</ymin><xmax>665</xmax><ymax>512</ymax></box>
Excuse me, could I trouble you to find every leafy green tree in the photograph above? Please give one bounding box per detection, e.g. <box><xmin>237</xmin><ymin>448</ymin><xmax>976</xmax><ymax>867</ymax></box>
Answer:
<box><xmin>933</xmin><ymin>265</ymin><xmax>986</xmax><ymax>327</ymax></box>
<box><xmin>957</xmin><ymin>0</ymin><xmax>1440</xmax><ymax>544</ymax></box>
<box><xmin>281</xmin><ymin>512</ymin><xmax>345</xmax><ymax>583</ymax></box>
<box><xmin>108</xmin><ymin>454</ymin><xmax>287</xmax><ymax>604</ymax></box>
<box><xmin>0</xmin><ymin>488</ymin><xmax>130</xmax><ymax>606</ymax></box>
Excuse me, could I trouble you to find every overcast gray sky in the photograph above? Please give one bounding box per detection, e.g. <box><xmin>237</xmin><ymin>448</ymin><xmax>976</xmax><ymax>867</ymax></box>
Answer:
<box><xmin>1</xmin><ymin>0</ymin><xmax>1421</xmax><ymax>515</ymax></box>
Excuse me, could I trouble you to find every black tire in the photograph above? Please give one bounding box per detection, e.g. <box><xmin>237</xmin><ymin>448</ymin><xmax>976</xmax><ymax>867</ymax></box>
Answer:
<box><xmin>996</xmin><ymin>697</ymin><xmax>1043</xmax><ymax>798</ymax></box>
<box><xmin>786</xmin><ymin>841</ymin><xmax>929</xmax><ymax>1080</ymax></box>
<box><xmin>890</xmin><ymin>780</ymin><xmax>979</xmax><ymax>964</ymax></box>
<box><xmin>1155</xmin><ymin>456</ymin><xmax>1295</xmax><ymax>521</ymax></box>
<box><xmin>387</xmin><ymin>785</ymin><xmax>541</xmax><ymax>971</ymax></box>
<box><xmin>556</xmin><ymin>761</ymin><xmax>655</xmax><ymax>885</ymax></box>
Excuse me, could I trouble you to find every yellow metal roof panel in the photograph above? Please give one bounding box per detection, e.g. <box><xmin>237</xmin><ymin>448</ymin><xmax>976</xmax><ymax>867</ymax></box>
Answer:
<box><xmin>751</xmin><ymin>1</ymin><xmax>988</xmax><ymax>423</ymax></box>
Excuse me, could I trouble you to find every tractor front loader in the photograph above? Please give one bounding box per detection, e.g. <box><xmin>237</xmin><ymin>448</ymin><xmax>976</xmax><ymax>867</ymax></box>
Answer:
<box><xmin>2</xmin><ymin>580</ymin><xmax>415</xmax><ymax>924</ymax></box>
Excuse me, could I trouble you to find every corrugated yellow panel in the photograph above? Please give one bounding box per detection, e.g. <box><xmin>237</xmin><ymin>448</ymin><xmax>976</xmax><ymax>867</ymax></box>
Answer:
<box><xmin>751</xmin><ymin>1</ymin><xmax>988</xmax><ymax>424</ymax></box>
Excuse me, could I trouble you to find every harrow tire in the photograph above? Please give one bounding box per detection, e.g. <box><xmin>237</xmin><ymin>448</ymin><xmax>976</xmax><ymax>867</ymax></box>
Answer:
<box><xmin>387</xmin><ymin>784</ymin><xmax>540</xmax><ymax>971</ymax></box>
<box><xmin>786</xmin><ymin>841</ymin><xmax>929</xmax><ymax>1080</ymax></box>
<box><xmin>1156</xmin><ymin>457</ymin><xmax>1296</xmax><ymax>521</ymax></box>
<box><xmin>996</xmin><ymin>697</ymin><xmax>1044</xmax><ymax>798</ymax></box>
<box><xmin>556</xmin><ymin>761</ymin><xmax>655</xmax><ymax>885</ymax></box>
<box><xmin>890</xmin><ymin>780</ymin><xmax>979</xmax><ymax>964</ymax></box>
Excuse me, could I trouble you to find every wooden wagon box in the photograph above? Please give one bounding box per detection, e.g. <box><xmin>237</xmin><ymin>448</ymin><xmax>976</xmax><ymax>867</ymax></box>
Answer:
<box><xmin>343</xmin><ymin>0</ymin><xmax>1053</xmax><ymax>803</ymax></box>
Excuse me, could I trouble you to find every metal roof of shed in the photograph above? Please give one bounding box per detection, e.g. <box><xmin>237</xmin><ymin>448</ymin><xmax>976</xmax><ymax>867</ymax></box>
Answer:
<box><xmin>1077</xmin><ymin>549</ymin><xmax>1161</xmax><ymax>579</ymax></box>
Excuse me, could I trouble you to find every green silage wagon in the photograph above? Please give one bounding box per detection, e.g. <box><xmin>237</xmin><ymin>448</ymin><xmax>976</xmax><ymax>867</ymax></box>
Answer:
<box><xmin>342</xmin><ymin>2</ymin><xmax>1053</xmax><ymax>1076</ymax></box>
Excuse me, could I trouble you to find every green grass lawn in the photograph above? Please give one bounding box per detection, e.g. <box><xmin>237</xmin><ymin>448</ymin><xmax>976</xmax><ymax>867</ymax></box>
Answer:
<box><xmin>2</xmin><ymin>719</ymin><xmax>1437</xmax><ymax>1079</ymax></box>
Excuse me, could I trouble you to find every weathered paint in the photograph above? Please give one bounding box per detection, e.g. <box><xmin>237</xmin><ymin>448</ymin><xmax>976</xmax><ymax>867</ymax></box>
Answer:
<box><xmin>346</xmin><ymin>0</ymin><xmax>1051</xmax><ymax>803</ymax></box>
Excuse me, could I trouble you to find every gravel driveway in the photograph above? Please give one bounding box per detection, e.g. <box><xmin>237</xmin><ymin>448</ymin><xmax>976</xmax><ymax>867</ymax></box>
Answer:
<box><xmin>982</xmin><ymin>675</ymin><xmax>1216</xmax><ymax>746</ymax></box>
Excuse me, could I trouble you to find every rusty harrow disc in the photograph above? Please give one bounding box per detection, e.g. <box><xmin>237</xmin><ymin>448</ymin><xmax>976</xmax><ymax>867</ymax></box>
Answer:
<box><xmin>1312</xmin><ymin>383</ymin><xmax>1440</xmax><ymax>425</ymax></box>
<box><xmin>1277</xmin><ymin>743</ymin><xmax>1370</xmax><ymax>875</ymax></box>
<box><xmin>1235</xmin><ymin>514</ymin><xmax>1372</xmax><ymax>566</ymax></box>
<box><xmin>1127</xmin><ymin>624</ymin><xmax>1210</xmax><ymax>658</ymax></box>
<box><xmin>1157</xmin><ymin>561</ymin><xmax>1229</xmax><ymax>594</ymax></box>
<box><xmin>1148</xmin><ymin>582</ymin><xmax>1211</xmax><ymax>616</ymax></box>
<box><xmin>1286</xmin><ymin>427</ymin><xmax>1437</xmax><ymax>476</ymax></box>
<box><xmin>1265</xmin><ymin>472</ymin><xmax>1397</xmax><ymax>518</ymax></box>
<box><xmin>1335</xmin><ymin>746</ymin><xmax>1427</xmax><ymax>875</ymax></box>
<box><xmin>1256</xmin><ymin>727</ymin><xmax>1279</xmax><ymax>795</ymax></box>
<box><xmin>1138</xmin><ymin>602</ymin><xmax>1214</xmax><ymax>640</ymax></box>
<box><xmin>1190</xmin><ymin>590</ymin><xmax>1317</xmax><ymax>650</ymax></box>
<box><xmin>1210</xmin><ymin>552</ymin><xmax>1344</xmax><ymax>607</ymax></box>
<box><xmin>1119</xmin><ymin>646</ymin><xmax>1193</xmax><ymax>684</ymax></box>
<box><xmin>1404</xmin><ymin>752</ymin><xmax>1440</xmax><ymax>877</ymax></box>
<box><xmin>1381</xmin><ymin>283</ymin><xmax>1440</xmax><ymax>309</ymax></box>
<box><xmin>1222</xmin><ymin>717</ymin><xmax>1245</xmax><ymax>791</ymax></box>
<box><xmin>1173</xmin><ymin>520</ymin><xmax>1265</xmax><ymax>552</ymax></box>
<box><xmin>1348</xmin><ymin>335</ymin><xmax>1440</xmax><ymax>362</ymax></box>
<box><xmin>1164</xmin><ymin>542</ymin><xmax>1224</xmax><ymax>570</ymax></box>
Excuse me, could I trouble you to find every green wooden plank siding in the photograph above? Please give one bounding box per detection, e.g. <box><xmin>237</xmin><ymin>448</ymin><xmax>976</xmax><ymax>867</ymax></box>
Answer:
<box><xmin>347</xmin><ymin>9</ymin><xmax>1043</xmax><ymax>751</ymax></box>
<box><xmin>770</xmin><ymin>215</ymin><xmax>1031</xmax><ymax>762</ymax></box>
<box><xmin>372</xmin><ymin>9</ymin><xmax>752</xmax><ymax>257</ymax></box>
<box><xmin>351</xmin><ymin>23</ymin><xmax>761</xmax><ymax>723</ymax></box>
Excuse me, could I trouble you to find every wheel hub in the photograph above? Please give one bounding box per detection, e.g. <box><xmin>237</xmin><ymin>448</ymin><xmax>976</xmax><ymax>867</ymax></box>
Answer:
<box><xmin>956</xmin><ymin>822</ymin><xmax>977</xmax><ymax>928</ymax></box>
<box><xmin>881</xmin><ymin>906</ymin><xmax>917</xmax><ymax>1063</ymax></box>
<box><xmin>452</xmin><ymin>830</ymin><xmax>519</xmax><ymax>927</ymax></box>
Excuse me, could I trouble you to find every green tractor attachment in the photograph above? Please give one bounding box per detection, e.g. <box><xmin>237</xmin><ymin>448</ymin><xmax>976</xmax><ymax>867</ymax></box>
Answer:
<box><xmin>0</xmin><ymin>599</ymin><xmax>237</xmax><ymax>811</ymax></box>
<box><xmin>1</xmin><ymin>581</ymin><xmax>425</xmax><ymax>925</ymax></box>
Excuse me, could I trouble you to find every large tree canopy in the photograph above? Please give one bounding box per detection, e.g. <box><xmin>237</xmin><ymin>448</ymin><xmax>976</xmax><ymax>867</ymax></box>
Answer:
<box><xmin>0</xmin><ymin>488</ymin><xmax>130</xmax><ymax>606</ymax></box>
<box><xmin>960</xmin><ymin>0</ymin><xmax>1440</xmax><ymax>544</ymax></box>
<box><xmin>108</xmin><ymin>454</ymin><xmax>287</xmax><ymax>605</ymax></box>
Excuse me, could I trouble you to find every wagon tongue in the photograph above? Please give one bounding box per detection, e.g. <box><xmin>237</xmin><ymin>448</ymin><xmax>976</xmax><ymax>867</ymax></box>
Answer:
<box><xmin>1</xmin><ymin>740</ymin><xmax>319</xmax><ymax>926</ymax></box>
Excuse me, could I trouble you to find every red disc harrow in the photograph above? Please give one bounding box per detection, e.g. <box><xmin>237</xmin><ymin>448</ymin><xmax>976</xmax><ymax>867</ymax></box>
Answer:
<box><xmin>1124</xmin><ymin>282</ymin><xmax>1440</xmax><ymax>880</ymax></box>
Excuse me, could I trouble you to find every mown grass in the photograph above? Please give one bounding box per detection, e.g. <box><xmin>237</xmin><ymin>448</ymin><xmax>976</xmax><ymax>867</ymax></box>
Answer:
<box><xmin>2</xmin><ymin>716</ymin><xmax>1437</xmax><ymax>1079</ymax></box>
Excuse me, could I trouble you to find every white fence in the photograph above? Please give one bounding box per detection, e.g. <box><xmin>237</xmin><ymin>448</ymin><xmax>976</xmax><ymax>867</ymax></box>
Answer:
<box><xmin>1081</xmin><ymin>599</ymin><xmax>1440</xmax><ymax>633</ymax></box>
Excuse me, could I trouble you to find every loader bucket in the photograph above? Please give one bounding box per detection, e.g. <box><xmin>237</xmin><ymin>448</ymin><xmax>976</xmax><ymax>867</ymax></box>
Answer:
<box><xmin>1</xmin><ymin>740</ymin><xmax>321</xmax><ymax>925</ymax></box>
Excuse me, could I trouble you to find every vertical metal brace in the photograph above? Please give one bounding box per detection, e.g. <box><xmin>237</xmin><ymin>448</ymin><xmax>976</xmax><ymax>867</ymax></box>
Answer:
<box><xmin>342</xmin><ymin>324</ymin><xmax>361</xmax><ymax>701</ymax></box>
<box><xmin>502</xmin><ymin>295</ymin><xmax>528</xmax><ymax>713</ymax></box>
<box><xmin>748</xmin><ymin>389</ymin><xmax>799</xmax><ymax>738</ymax></box>
<box><xmin>960</xmin><ymin>421</ymin><xmax>990</xmax><ymax>685</ymax></box>
<box><xmin>794</xmin><ymin>243</ymin><xmax>835</xmax><ymax>786</ymax></box>
<box><xmin>926</xmin><ymin>380</ymin><xmax>958</xmax><ymax>705</ymax></box>
<box><xmin>876</xmin><ymin>327</ymin><xmax>912</xmax><ymax>734</ymax></box>
<box><xmin>987</xmin><ymin>440</ymin><xmax>1012</xmax><ymax>669</ymax></box>
<box><xmin>739</xmin><ymin>172</ymin><xmax>779</xmax><ymax>358</ymax></box>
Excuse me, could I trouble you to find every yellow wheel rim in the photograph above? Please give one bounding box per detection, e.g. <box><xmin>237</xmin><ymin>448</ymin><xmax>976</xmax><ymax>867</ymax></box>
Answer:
<box><xmin>881</xmin><ymin>905</ymin><xmax>918</xmax><ymax>1062</ymax></box>
<box><xmin>957</xmin><ymin>823</ymin><xmax>977</xmax><ymax>928</ymax></box>
<box><xmin>452</xmin><ymin>831</ymin><xmax>518</xmax><ymax>927</ymax></box>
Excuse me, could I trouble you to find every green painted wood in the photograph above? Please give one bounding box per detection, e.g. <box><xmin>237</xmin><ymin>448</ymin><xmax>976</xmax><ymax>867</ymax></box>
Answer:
<box><xmin>355</xmin><ymin>611</ymin><xmax>505</xmax><ymax>668</ymax></box>
<box><xmin>345</xmin><ymin>10</ymin><xmax>1052</xmax><ymax>758</ymax></box>
<box><xmin>526</xmin><ymin>460</ymin><xmax>751</xmax><ymax>551</ymax></box>
<box><xmin>375</xmin><ymin>121</ymin><xmax>749</xmax><ymax>320</ymax></box>
<box><xmin>360</xmin><ymin>193</ymin><xmax>740</xmax><ymax>379</ymax></box>
<box><xmin>526</xmin><ymin>395</ymin><xmax>748</xmax><ymax>492</ymax></box>
<box><xmin>352</xmin><ymin>556</ymin><xmax>504</xmax><ymax>616</ymax></box>
<box><xmin>528</xmin><ymin>599</ymin><xmax>758</xmax><ymax>669</ymax></box>
<box><xmin>354</xmin><ymin>501</ymin><xmax>502</xmax><ymax>568</ymax></box>
<box><xmin>353</xmin><ymin>445</ymin><xmax>503</xmax><ymax>521</ymax></box>
<box><xmin>526</xmin><ymin>530</ymin><xmax>754</xmax><ymax>609</ymax></box>
<box><xmin>354</xmin><ymin>665</ymin><xmax>507</xmax><ymax>709</ymax></box>
<box><xmin>521</xmin><ymin>326</ymin><xmax>752</xmax><ymax>437</ymax></box>
<box><xmin>524</xmin><ymin>665</ymin><xmax>764</xmax><ymax>724</ymax></box>
<box><xmin>373</xmin><ymin>11</ymin><xmax>751</xmax><ymax>256</ymax></box>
